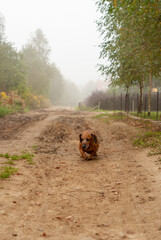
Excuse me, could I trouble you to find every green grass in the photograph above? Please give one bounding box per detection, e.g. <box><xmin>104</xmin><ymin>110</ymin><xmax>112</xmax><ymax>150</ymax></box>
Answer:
<box><xmin>20</xmin><ymin>152</ymin><xmax>34</xmax><ymax>164</ymax></box>
<box><xmin>134</xmin><ymin>131</ymin><xmax>161</xmax><ymax>149</ymax></box>
<box><xmin>0</xmin><ymin>166</ymin><xmax>18</xmax><ymax>179</ymax></box>
<box><xmin>0</xmin><ymin>104</ymin><xmax>28</xmax><ymax>118</ymax></box>
<box><xmin>0</xmin><ymin>151</ymin><xmax>35</xmax><ymax>180</ymax></box>
<box><xmin>0</xmin><ymin>152</ymin><xmax>35</xmax><ymax>165</ymax></box>
<box><xmin>31</xmin><ymin>145</ymin><xmax>38</xmax><ymax>151</ymax></box>
<box><xmin>131</xmin><ymin>111</ymin><xmax>161</xmax><ymax>121</ymax></box>
<box><xmin>93</xmin><ymin>112</ymin><xmax>126</xmax><ymax>121</ymax></box>
<box><xmin>107</xmin><ymin>113</ymin><xmax>126</xmax><ymax>120</ymax></box>
<box><xmin>93</xmin><ymin>113</ymin><xmax>109</xmax><ymax>118</ymax></box>
<box><xmin>4</xmin><ymin>160</ymin><xmax>16</xmax><ymax>165</ymax></box>
<box><xmin>0</xmin><ymin>105</ymin><xmax>14</xmax><ymax>118</ymax></box>
<box><xmin>76</xmin><ymin>104</ymin><xmax>109</xmax><ymax>112</ymax></box>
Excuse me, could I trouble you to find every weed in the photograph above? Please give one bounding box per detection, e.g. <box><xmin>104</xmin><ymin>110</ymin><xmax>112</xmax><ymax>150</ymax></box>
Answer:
<box><xmin>31</xmin><ymin>145</ymin><xmax>38</xmax><ymax>151</ymax></box>
<box><xmin>21</xmin><ymin>152</ymin><xmax>34</xmax><ymax>164</ymax></box>
<box><xmin>0</xmin><ymin>151</ymin><xmax>35</xmax><ymax>180</ymax></box>
<box><xmin>134</xmin><ymin>131</ymin><xmax>161</xmax><ymax>151</ymax></box>
<box><xmin>4</xmin><ymin>160</ymin><xmax>15</xmax><ymax>165</ymax></box>
<box><xmin>3</xmin><ymin>153</ymin><xmax>10</xmax><ymax>159</ymax></box>
<box><xmin>0</xmin><ymin>152</ymin><xmax>35</xmax><ymax>164</ymax></box>
<box><xmin>11</xmin><ymin>155</ymin><xmax>21</xmax><ymax>160</ymax></box>
<box><xmin>31</xmin><ymin>145</ymin><xmax>37</xmax><ymax>149</ymax></box>
<box><xmin>0</xmin><ymin>166</ymin><xmax>18</xmax><ymax>179</ymax></box>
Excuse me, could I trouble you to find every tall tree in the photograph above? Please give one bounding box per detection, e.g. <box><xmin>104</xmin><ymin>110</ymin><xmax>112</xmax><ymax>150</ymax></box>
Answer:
<box><xmin>0</xmin><ymin>42</ymin><xmax>26</xmax><ymax>93</ymax></box>
<box><xmin>96</xmin><ymin>0</ymin><xmax>161</xmax><ymax>114</ymax></box>
<box><xmin>22</xmin><ymin>29</ymin><xmax>51</xmax><ymax>96</ymax></box>
<box><xmin>49</xmin><ymin>64</ymin><xmax>65</xmax><ymax>104</ymax></box>
<box><xmin>0</xmin><ymin>14</ymin><xmax>26</xmax><ymax>93</ymax></box>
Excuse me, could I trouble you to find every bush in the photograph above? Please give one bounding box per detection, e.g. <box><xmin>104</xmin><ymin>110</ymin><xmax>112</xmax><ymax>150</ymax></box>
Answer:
<box><xmin>0</xmin><ymin>105</ymin><xmax>14</xmax><ymax>118</ymax></box>
<box><xmin>25</xmin><ymin>93</ymin><xmax>51</xmax><ymax>109</ymax></box>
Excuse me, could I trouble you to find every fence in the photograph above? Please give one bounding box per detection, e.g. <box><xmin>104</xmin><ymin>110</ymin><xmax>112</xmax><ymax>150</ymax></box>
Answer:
<box><xmin>85</xmin><ymin>91</ymin><xmax>161</xmax><ymax>120</ymax></box>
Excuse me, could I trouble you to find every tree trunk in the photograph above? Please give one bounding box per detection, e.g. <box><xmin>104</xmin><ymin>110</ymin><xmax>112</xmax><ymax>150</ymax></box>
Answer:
<box><xmin>125</xmin><ymin>87</ymin><xmax>129</xmax><ymax>113</ymax></box>
<box><xmin>138</xmin><ymin>79</ymin><xmax>144</xmax><ymax>114</ymax></box>
<box><xmin>148</xmin><ymin>71</ymin><xmax>152</xmax><ymax>116</ymax></box>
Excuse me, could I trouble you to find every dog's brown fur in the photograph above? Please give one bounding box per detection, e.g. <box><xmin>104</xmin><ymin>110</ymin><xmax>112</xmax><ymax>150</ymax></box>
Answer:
<box><xmin>79</xmin><ymin>130</ymin><xmax>99</xmax><ymax>160</ymax></box>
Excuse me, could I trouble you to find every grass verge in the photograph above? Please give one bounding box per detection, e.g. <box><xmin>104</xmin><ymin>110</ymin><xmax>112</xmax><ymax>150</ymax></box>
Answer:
<box><xmin>130</xmin><ymin>112</ymin><xmax>161</xmax><ymax>121</ymax></box>
<box><xmin>0</xmin><ymin>151</ymin><xmax>35</xmax><ymax>180</ymax></box>
<box><xmin>0</xmin><ymin>105</ymin><xmax>29</xmax><ymax>118</ymax></box>
<box><xmin>134</xmin><ymin>131</ymin><xmax>161</xmax><ymax>157</ymax></box>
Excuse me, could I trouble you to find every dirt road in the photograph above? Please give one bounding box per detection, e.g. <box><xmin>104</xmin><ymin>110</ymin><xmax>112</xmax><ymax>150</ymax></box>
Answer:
<box><xmin>0</xmin><ymin>107</ymin><xmax>161</xmax><ymax>240</ymax></box>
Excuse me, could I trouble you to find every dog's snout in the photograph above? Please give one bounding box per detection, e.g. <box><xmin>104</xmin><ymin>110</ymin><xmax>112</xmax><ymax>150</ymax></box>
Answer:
<box><xmin>82</xmin><ymin>144</ymin><xmax>86</xmax><ymax>149</ymax></box>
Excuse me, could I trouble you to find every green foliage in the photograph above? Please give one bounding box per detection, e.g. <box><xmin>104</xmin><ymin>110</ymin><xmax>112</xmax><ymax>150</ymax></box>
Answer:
<box><xmin>0</xmin><ymin>101</ymin><xmax>28</xmax><ymax>118</ymax></box>
<box><xmin>0</xmin><ymin>166</ymin><xmax>18</xmax><ymax>179</ymax></box>
<box><xmin>21</xmin><ymin>29</ymin><xmax>69</xmax><ymax>104</ymax></box>
<box><xmin>0</xmin><ymin>16</ymin><xmax>78</xmax><ymax>107</ymax></box>
<box><xmin>0</xmin><ymin>41</ymin><xmax>26</xmax><ymax>93</ymax></box>
<box><xmin>0</xmin><ymin>105</ymin><xmax>14</xmax><ymax>117</ymax></box>
<box><xmin>0</xmin><ymin>14</ymin><xmax>26</xmax><ymax>95</ymax></box>
<box><xmin>96</xmin><ymin>0</ymin><xmax>161</xmax><ymax>87</ymax></box>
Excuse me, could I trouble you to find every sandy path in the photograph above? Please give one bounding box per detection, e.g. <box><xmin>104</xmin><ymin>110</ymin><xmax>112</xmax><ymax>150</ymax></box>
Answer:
<box><xmin>0</xmin><ymin>108</ymin><xmax>161</xmax><ymax>240</ymax></box>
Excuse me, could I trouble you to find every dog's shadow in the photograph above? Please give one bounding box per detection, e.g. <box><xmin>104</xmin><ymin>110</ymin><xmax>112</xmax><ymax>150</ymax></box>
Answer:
<box><xmin>80</xmin><ymin>154</ymin><xmax>102</xmax><ymax>162</ymax></box>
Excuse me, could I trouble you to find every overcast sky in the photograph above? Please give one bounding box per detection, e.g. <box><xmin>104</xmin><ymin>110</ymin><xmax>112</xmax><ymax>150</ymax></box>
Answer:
<box><xmin>1</xmin><ymin>0</ymin><xmax>104</xmax><ymax>86</ymax></box>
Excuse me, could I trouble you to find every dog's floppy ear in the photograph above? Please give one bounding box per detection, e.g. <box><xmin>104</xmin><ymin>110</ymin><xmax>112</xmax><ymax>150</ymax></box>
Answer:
<box><xmin>79</xmin><ymin>134</ymin><xmax>82</xmax><ymax>142</ymax></box>
<box><xmin>91</xmin><ymin>134</ymin><xmax>97</xmax><ymax>143</ymax></box>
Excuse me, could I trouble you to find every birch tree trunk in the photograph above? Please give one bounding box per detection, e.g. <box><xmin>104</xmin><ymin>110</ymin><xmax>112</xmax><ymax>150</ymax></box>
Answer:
<box><xmin>148</xmin><ymin>71</ymin><xmax>152</xmax><ymax>116</ymax></box>
<box><xmin>138</xmin><ymin>79</ymin><xmax>144</xmax><ymax>114</ymax></box>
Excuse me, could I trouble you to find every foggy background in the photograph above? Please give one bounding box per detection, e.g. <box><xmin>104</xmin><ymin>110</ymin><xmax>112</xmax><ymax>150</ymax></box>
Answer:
<box><xmin>1</xmin><ymin>0</ymin><xmax>107</xmax><ymax>106</ymax></box>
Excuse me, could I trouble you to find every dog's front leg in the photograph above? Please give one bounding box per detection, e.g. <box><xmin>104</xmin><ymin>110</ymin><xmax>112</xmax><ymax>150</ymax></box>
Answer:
<box><xmin>80</xmin><ymin>149</ymin><xmax>88</xmax><ymax>160</ymax></box>
<box><xmin>88</xmin><ymin>151</ymin><xmax>96</xmax><ymax>160</ymax></box>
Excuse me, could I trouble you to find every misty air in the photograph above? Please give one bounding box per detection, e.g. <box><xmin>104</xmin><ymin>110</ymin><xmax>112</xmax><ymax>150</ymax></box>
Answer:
<box><xmin>0</xmin><ymin>0</ymin><xmax>161</xmax><ymax>239</ymax></box>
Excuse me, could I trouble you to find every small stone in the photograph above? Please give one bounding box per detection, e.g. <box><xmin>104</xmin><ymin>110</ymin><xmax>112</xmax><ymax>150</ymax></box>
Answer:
<box><xmin>12</xmin><ymin>233</ymin><xmax>17</xmax><ymax>237</ymax></box>
<box><xmin>95</xmin><ymin>233</ymin><xmax>99</xmax><ymax>235</ymax></box>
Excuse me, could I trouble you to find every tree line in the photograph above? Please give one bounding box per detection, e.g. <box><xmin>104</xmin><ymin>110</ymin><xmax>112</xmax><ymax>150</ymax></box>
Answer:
<box><xmin>0</xmin><ymin>14</ymin><xmax>80</xmax><ymax>106</ymax></box>
<box><xmin>95</xmin><ymin>0</ymin><xmax>161</xmax><ymax>115</ymax></box>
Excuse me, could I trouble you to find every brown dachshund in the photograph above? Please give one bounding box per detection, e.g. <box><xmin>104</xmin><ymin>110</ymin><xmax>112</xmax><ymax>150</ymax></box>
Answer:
<box><xmin>79</xmin><ymin>130</ymin><xmax>99</xmax><ymax>160</ymax></box>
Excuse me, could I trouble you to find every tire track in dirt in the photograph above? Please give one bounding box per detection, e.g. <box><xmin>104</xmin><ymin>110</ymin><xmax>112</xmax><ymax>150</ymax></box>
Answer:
<box><xmin>0</xmin><ymin>108</ymin><xmax>161</xmax><ymax>240</ymax></box>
